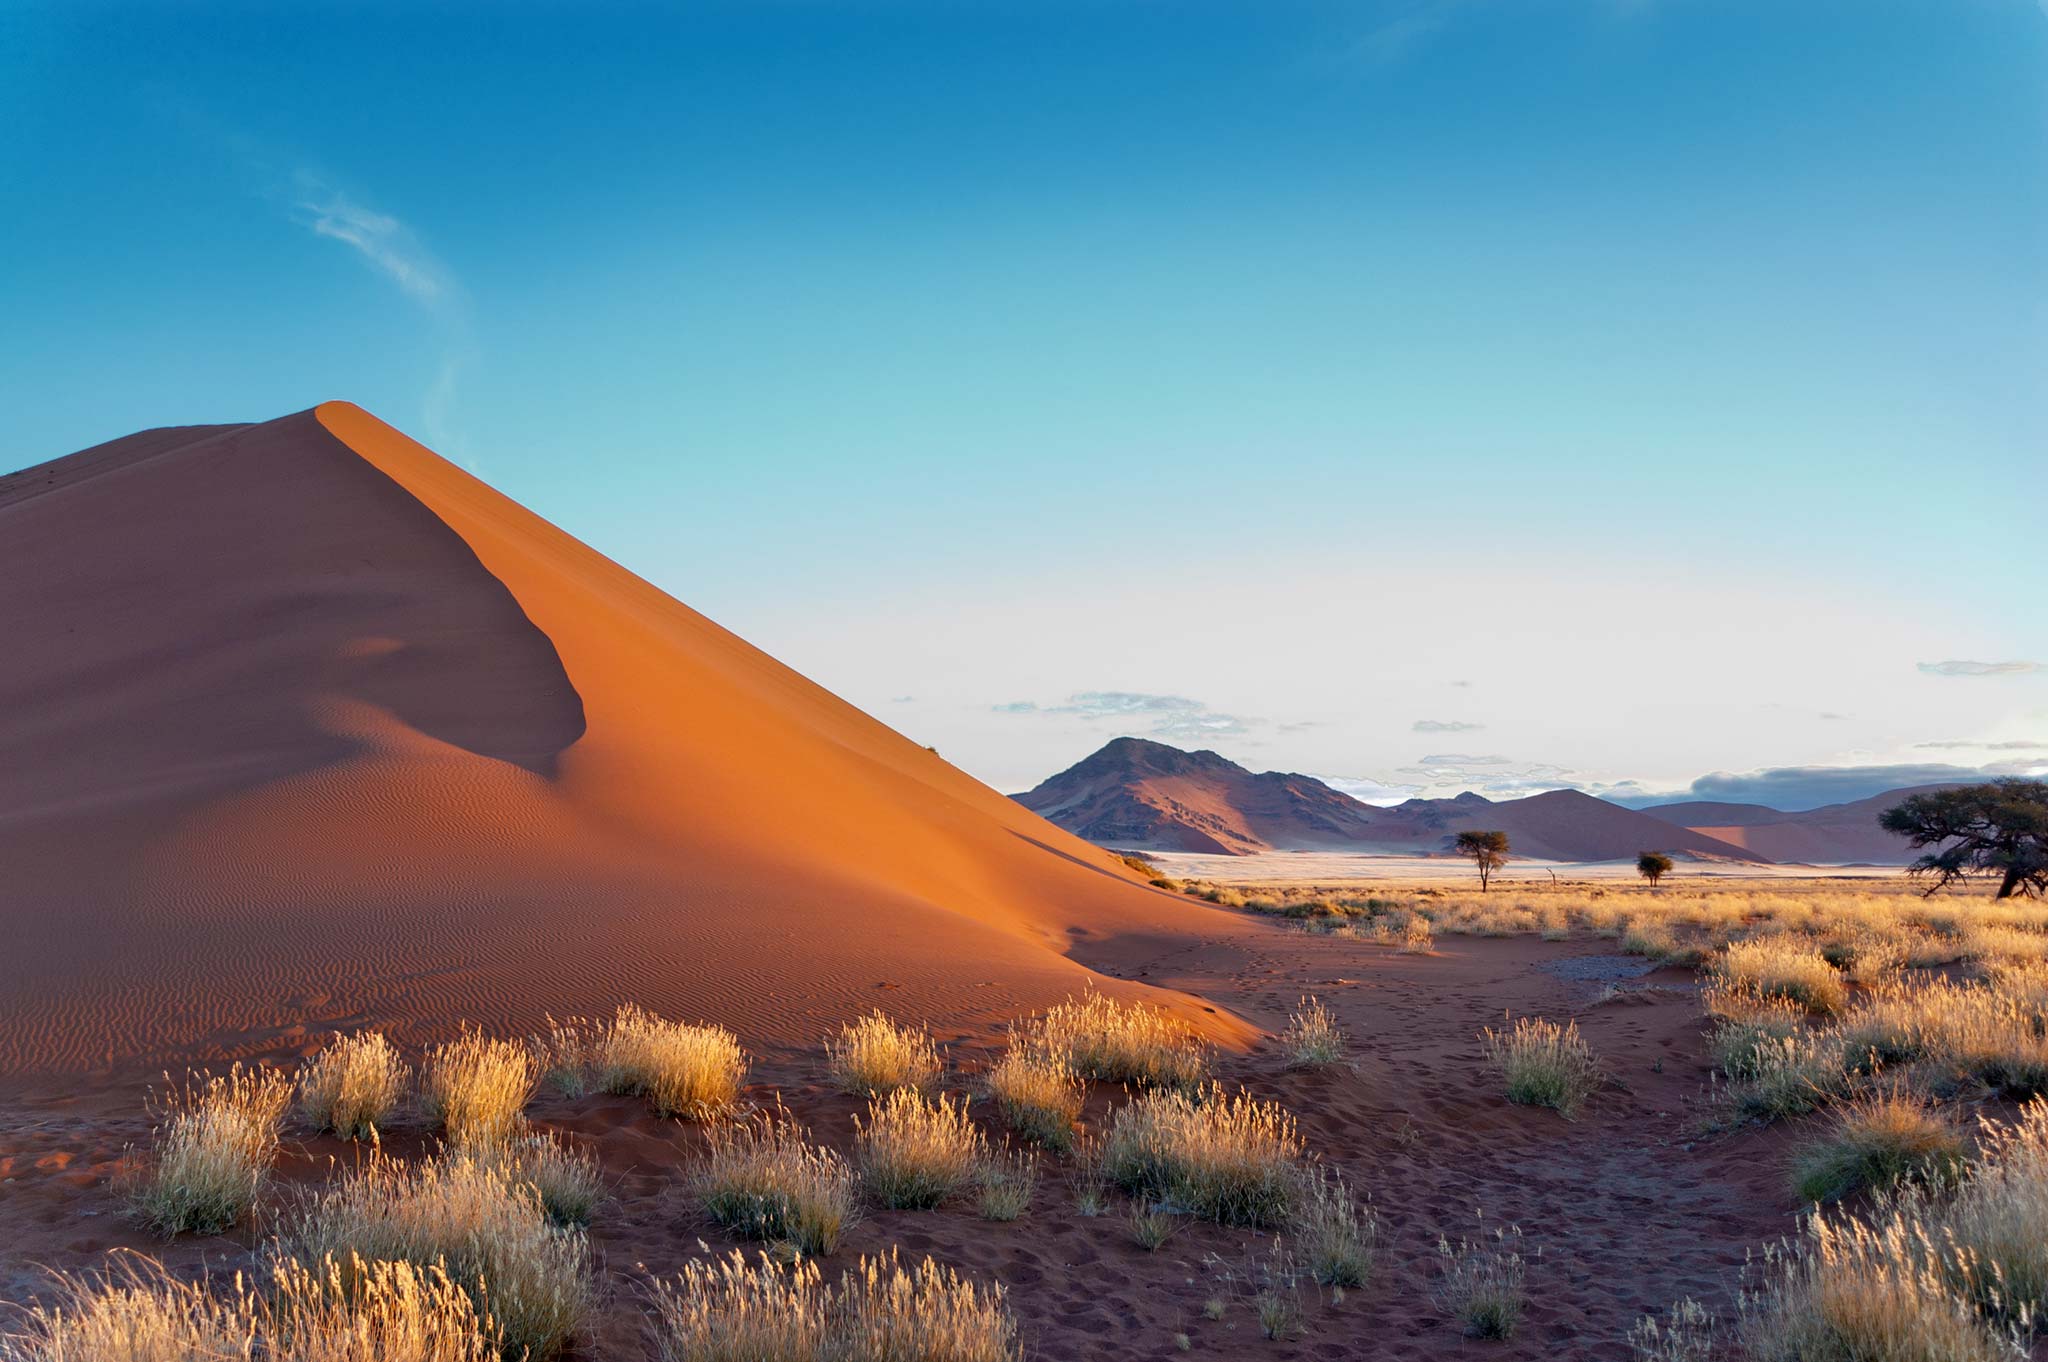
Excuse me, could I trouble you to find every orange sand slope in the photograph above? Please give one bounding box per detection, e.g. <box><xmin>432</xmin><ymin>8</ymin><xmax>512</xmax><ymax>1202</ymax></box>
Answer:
<box><xmin>0</xmin><ymin>404</ymin><xmax>1248</xmax><ymax>1079</ymax></box>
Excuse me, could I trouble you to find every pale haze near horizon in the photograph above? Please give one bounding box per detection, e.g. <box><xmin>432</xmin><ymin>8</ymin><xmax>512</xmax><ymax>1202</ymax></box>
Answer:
<box><xmin>2</xmin><ymin>0</ymin><xmax>2043</xmax><ymax>808</ymax></box>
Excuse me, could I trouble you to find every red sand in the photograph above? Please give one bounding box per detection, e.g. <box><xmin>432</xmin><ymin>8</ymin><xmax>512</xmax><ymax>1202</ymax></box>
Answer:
<box><xmin>0</xmin><ymin>404</ymin><xmax>1251</xmax><ymax>1081</ymax></box>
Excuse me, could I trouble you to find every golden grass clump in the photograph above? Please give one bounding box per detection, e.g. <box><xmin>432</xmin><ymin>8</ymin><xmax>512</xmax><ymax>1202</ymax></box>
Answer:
<box><xmin>131</xmin><ymin>1064</ymin><xmax>292</xmax><ymax>1236</ymax></box>
<box><xmin>1738</xmin><ymin>1213</ymin><xmax>2011</xmax><ymax>1362</ymax></box>
<box><xmin>287</xmin><ymin>1153</ymin><xmax>592</xmax><ymax>1360</ymax></box>
<box><xmin>1730</xmin><ymin>1032</ymin><xmax>1847</xmax><ymax>1123</ymax></box>
<box><xmin>825</xmin><ymin>1011</ymin><xmax>943</xmax><ymax>1096</ymax></box>
<box><xmin>1481</xmin><ymin>1015</ymin><xmax>1603</xmax><ymax>1117</ymax></box>
<box><xmin>983</xmin><ymin>1041</ymin><xmax>1084</xmax><ymax>1152</ymax></box>
<box><xmin>1792</xmin><ymin>1089</ymin><xmax>1966</xmax><ymax>1203</ymax></box>
<box><xmin>299</xmin><ymin>1031</ymin><xmax>409</xmax><ymax>1141</ymax></box>
<box><xmin>1100</xmin><ymin>1085</ymin><xmax>1303</xmax><ymax>1228</ymax></box>
<box><xmin>0</xmin><ymin>1257</ymin><xmax>254</xmax><ymax>1361</ymax></box>
<box><xmin>1293</xmin><ymin>1166</ymin><xmax>1377</xmax><ymax>1288</ymax></box>
<box><xmin>1434</xmin><ymin>1224</ymin><xmax>1528</xmax><ymax>1339</ymax></box>
<box><xmin>974</xmin><ymin>1149</ymin><xmax>1036</xmax><ymax>1222</ymax></box>
<box><xmin>1940</xmin><ymin>1098</ymin><xmax>2048</xmax><ymax>1321</ymax></box>
<box><xmin>853</xmin><ymin>1089</ymin><xmax>985</xmax><ymax>1210</ymax></box>
<box><xmin>698</xmin><ymin>1111</ymin><xmax>859</xmax><ymax>1255</ymax></box>
<box><xmin>422</xmin><ymin>1029</ymin><xmax>537</xmax><ymax>1148</ymax></box>
<box><xmin>1025</xmin><ymin>992</ymin><xmax>1208</xmax><ymax>1091</ymax></box>
<box><xmin>472</xmin><ymin>1129</ymin><xmax>607</xmax><ymax>1228</ymax></box>
<box><xmin>1715</xmin><ymin>939</ymin><xmax>1849</xmax><ymax>1014</ymax></box>
<box><xmin>263</xmin><ymin>1253</ymin><xmax>501</xmax><ymax>1361</ymax></box>
<box><xmin>597</xmin><ymin>1004</ymin><xmax>747</xmax><ymax>1120</ymax></box>
<box><xmin>0</xmin><ymin>1252</ymin><xmax>502</xmax><ymax>1362</ymax></box>
<box><xmin>1280</xmin><ymin>997</ymin><xmax>1346</xmax><ymax>1070</ymax></box>
<box><xmin>649</xmin><ymin>1248</ymin><xmax>1019</xmax><ymax>1362</ymax></box>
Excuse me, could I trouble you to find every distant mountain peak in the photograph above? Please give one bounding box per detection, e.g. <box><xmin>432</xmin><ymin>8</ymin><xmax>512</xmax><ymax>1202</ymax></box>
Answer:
<box><xmin>1015</xmin><ymin>738</ymin><xmax>1769</xmax><ymax>863</ymax></box>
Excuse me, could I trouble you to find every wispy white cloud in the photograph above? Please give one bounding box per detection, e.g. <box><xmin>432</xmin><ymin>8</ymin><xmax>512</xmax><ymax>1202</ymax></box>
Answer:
<box><xmin>293</xmin><ymin>174</ymin><xmax>450</xmax><ymax>306</ymax></box>
<box><xmin>1918</xmin><ymin>660</ymin><xmax>2042</xmax><ymax>677</ymax></box>
<box><xmin>991</xmin><ymin>690</ymin><xmax>1263</xmax><ymax>741</ymax></box>
<box><xmin>1413</xmin><ymin>719</ymin><xmax>1484</xmax><ymax>733</ymax></box>
<box><xmin>285</xmin><ymin>171</ymin><xmax>474</xmax><ymax>462</ymax></box>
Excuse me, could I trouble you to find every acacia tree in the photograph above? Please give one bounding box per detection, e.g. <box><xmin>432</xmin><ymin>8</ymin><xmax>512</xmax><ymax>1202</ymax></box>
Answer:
<box><xmin>1879</xmin><ymin>778</ymin><xmax>2048</xmax><ymax>900</ymax></box>
<box><xmin>1455</xmin><ymin>829</ymin><xmax>1510</xmax><ymax>892</ymax></box>
<box><xmin>1637</xmin><ymin>851</ymin><xmax>1675</xmax><ymax>886</ymax></box>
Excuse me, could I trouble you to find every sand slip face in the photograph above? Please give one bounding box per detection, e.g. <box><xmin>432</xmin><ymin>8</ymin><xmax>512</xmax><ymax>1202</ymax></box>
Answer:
<box><xmin>0</xmin><ymin>405</ymin><xmax>1250</xmax><ymax>1081</ymax></box>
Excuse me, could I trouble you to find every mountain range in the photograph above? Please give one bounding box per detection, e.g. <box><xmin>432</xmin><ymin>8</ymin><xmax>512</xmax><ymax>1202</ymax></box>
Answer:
<box><xmin>1013</xmin><ymin>736</ymin><xmax>1927</xmax><ymax>865</ymax></box>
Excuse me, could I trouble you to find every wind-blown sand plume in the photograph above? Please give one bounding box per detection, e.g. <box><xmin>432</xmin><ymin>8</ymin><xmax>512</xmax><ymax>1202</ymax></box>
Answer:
<box><xmin>0</xmin><ymin>404</ymin><xmax>1252</xmax><ymax>1077</ymax></box>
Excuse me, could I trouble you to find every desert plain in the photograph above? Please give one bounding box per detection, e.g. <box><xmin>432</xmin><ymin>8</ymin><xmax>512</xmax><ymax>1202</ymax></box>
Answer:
<box><xmin>1</xmin><ymin>408</ymin><xmax>2044</xmax><ymax>1362</ymax></box>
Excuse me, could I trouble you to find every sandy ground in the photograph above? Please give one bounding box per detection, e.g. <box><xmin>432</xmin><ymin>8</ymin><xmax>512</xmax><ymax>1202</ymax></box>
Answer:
<box><xmin>1145</xmin><ymin>851</ymin><xmax>1913</xmax><ymax>886</ymax></box>
<box><xmin>0</xmin><ymin>922</ymin><xmax>1809</xmax><ymax>1360</ymax></box>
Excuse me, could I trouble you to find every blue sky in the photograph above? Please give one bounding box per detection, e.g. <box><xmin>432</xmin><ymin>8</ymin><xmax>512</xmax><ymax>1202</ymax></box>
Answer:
<box><xmin>4</xmin><ymin>0</ymin><xmax>2044</xmax><ymax>807</ymax></box>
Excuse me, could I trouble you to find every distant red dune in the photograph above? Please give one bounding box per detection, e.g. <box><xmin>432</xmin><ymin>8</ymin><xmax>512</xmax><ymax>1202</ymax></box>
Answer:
<box><xmin>0</xmin><ymin>404</ymin><xmax>1250</xmax><ymax>1079</ymax></box>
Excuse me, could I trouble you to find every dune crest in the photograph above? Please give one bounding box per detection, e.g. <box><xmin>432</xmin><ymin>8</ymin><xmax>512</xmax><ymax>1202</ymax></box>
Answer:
<box><xmin>0</xmin><ymin>405</ymin><xmax>1246</xmax><ymax>1079</ymax></box>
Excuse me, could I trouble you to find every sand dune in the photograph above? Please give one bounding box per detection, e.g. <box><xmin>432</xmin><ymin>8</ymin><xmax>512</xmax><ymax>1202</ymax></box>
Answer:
<box><xmin>0</xmin><ymin>405</ymin><xmax>1249</xmax><ymax>1079</ymax></box>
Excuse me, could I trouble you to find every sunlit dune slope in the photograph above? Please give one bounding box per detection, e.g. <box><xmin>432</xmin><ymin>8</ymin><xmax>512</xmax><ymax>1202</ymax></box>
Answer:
<box><xmin>0</xmin><ymin>404</ymin><xmax>1248</xmax><ymax>1078</ymax></box>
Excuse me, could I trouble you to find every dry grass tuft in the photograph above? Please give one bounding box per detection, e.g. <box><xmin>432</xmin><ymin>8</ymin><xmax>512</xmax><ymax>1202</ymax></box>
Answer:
<box><xmin>286</xmin><ymin>1152</ymin><xmax>592</xmax><ymax>1360</ymax></box>
<box><xmin>1128</xmin><ymin>1203</ymin><xmax>1181</xmax><ymax>1251</ymax></box>
<box><xmin>471</xmin><ymin>1129</ymin><xmax>608</xmax><ymax>1227</ymax></box>
<box><xmin>1627</xmin><ymin>1298</ymin><xmax>1717</xmax><ymax>1362</ymax></box>
<box><xmin>698</xmin><ymin>1111</ymin><xmax>859</xmax><ymax>1256</ymax></box>
<box><xmin>1730</xmin><ymin>1033</ymin><xmax>1847</xmax><ymax>1123</ymax></box>
<box><xmin>597</xmin><ymin>1005</ymin><xmax>747</xmax><ymax>1120</ymax></box>
<box><xmin>1100</xmin><ymin>1085</ymin><xmax>1303</xmax><ymax>1228</ymax></box>
<box><xmin>648</xmin><ymin>1248</ymin><xmax>1019</xmax><ymax>1362</ymax></box>
<box><xmin>265</xmin><ymin>1253</ymin><xmax>501</xmax><ymax>1361</ymax></box>
<box><xmin>1715</xmin><ymin>940</ymin><xmax>1849</xmax><ymax>1014</ymax></box>
<box><xmin>853</xmin><ymin>1089</ymin><xmax>985</xmax><ymax>1210</ymax></box>
<box><xmin>422</xmin><ymin>1029</ymin><xmax>537</xmax><ymax>1148</ymax></box>
<box><xmin>974</xmin><ymin>1149</ymin><xmax>1036</xmax><ymax>1222</ymax></box>
<box><xmin>1292</xmin><ymin>1166</ymin><xmax>1377</xmax><ymax>1288</ymax></box>
<box><xmin>1941</xmin><ymin>1098</ymin><xmax>2048</xmax><ymax>1322</ymax></box>
<box><xmin>1434</xmin><ymin>1224</ymin><xmax>1528</xmax><ymax>1339</ymax></box>
<box><xmin>1025</xmin><ymin>992</ymin><xmax>1208</xmax><ymax>1092</ymax></box>
<box><xmin>1738</xmin><ymin>1213</ymin><xmax>2011</xmax><ymax>1362</ymax></box>
<box><xmin>1281</xmin><ymin>997</ymin><xmax>1346</xmax><ymax>1070</ymax></box>
<box><xmin>825</xmin><ymin>1012</ymin><xmax>943</xmax><ymax>1097</ymax></box>
<box><xmin>1482</xmin><ymin>1015</ymin><xmax>1603</xmax><ymax>1117</ymax></box>
<box><xmin>299</xmin><ymin>1032</ymin><xmax>409</xmax><ymax>1142</ymax></box>
<box><xmin>984</xmin><ymin>1041</ymin><xmax>1084</xmax><ymax>1152</ymax></box>
<box><xmin>131</xmin><ymin>1064</ymin><xmax>292</xmax><ymax>1236</ymax></box>
<box><xmin>0</xmin><ymin>1252</ymin><xmax>500</xmax><ymax>1362</ymax></box>
<box><xmin>1793</xmin><ymin>1090</ymin><xmax>1966</xmax><ymax>1204</ymax></box>
<box><xmin>531</xmin><ymin>1015</ymin><xmax>595</xmax><ymax>1097</ymax></box>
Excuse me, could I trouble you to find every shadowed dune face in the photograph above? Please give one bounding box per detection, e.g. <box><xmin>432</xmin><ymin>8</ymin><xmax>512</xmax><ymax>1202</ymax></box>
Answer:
<box><xmin>0</xmin><ymin>405</ymin><xmax>1249</xmax><ymax>1079</ymax></box>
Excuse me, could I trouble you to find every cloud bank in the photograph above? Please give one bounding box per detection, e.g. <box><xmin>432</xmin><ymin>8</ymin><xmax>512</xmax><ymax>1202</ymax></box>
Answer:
<box><xmin>992</xmin><ymin>690</ymin><xmax>1260</xmax><ymax>741</ymax></box>
<box><xmin>1918</xmin><ymin>660</ymin><xmax>2042</xmax><ymax>678</ymax></box>
<box><xmin>1609</xmin><ymin>763</ymin><xmax>2042</xmax><ymax>812</ymax></box>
